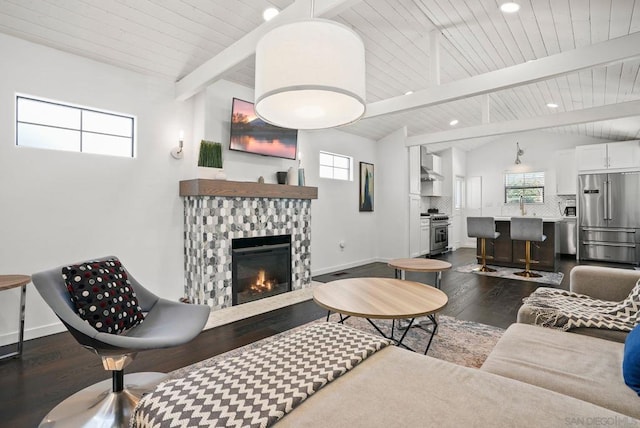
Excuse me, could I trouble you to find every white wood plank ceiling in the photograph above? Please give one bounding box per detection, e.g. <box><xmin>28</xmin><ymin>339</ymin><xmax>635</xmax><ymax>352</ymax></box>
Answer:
<box><xmin>1</xmin><ymin>0</ymin><xmax>639</xmax><ymax>149</ymax></box>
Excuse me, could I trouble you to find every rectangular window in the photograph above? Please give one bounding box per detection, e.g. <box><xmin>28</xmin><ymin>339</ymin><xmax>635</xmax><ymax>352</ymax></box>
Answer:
<box><xmin>319</xmin><ymin>151</ymin><xmax>353</xmax><ymax>181</ymax></box>
<box><xmin>505</xmin><ymin>171</ymin><xmax>545</xmax><ymax>204</ymax></box>
<box><xmin>16</xmin><ymin>95</ymin><xmax>135</xmax><ymax>157</ymax></box>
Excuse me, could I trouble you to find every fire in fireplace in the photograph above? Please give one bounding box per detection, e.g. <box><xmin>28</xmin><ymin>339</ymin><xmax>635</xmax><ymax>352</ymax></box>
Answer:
<box><xmin>231</xmin><ymin>235</ymin><xmax>292</xmax><ymax>305</ymax></box>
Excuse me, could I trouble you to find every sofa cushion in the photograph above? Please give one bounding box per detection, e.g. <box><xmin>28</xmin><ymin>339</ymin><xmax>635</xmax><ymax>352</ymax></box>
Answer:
<box><xmin>62</xmin><ymin>258</ymin><xmax>144</xmax><ymax>334</ymax></box>
<box><xmin>481</xmin><ymin>323</ymin><xmax>640</xmax><ymax>419</ymax></box>
<box><xmin>276</xmin><ymin>345</ymin><xmax>631</xmax><ymax>427</ymax></box>
<box><xmin>623</xmin><ymin>324</ymin><xmax>640</xmax><ymax>395</ymax></box>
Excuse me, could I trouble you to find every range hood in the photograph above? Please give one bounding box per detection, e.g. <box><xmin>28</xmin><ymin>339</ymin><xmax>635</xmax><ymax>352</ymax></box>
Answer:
<box><xmin>421</xmin><ymin>167</ymin><xmax>444</xmax><ymax>182</ymax></box>
<box><xmin>420</xmin><ymin>147</ymin><xmax>443</xmax><ymax>181</ymax></box>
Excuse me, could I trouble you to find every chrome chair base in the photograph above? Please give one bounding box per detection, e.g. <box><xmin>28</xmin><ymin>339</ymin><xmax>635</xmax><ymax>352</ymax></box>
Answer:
<box><xmin>39</xmin><ymin>372</ymin><xmax>167</xmax><ymax>428</ymax></box>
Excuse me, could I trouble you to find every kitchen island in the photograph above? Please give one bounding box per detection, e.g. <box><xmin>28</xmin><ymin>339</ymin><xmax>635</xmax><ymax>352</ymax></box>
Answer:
<box><xmin>476</xmin><ymin>217</ymin><xmax>561</xmax><ymax>272</ymax></box>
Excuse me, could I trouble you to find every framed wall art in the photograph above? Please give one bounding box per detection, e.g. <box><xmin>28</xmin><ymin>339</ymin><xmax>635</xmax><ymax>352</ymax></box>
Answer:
<box><xmin>359</xmin><ymin>162</ymin><xmax>374</xmax><ymax>212</ymax></box>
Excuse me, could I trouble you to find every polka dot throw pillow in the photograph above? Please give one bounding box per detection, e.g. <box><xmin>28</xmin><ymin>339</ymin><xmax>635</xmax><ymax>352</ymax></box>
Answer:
<box><xmin>62</xmin><ymin>258</ymin><xmax>145</xmax><ymax>334</ymax></box>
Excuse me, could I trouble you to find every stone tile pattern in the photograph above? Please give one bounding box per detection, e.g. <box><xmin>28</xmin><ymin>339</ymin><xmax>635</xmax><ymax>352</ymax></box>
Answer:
<box><xmin>184</xmin><ymin>196</ymin><xmax>312</xmax><ymax>309</ymax></box>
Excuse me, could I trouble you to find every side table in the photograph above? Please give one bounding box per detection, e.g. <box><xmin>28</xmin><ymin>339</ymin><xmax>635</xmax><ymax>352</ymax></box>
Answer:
<box><xmin>0</xmin><ymin>275</ymin><xmax>30</xmax><ymax>360</ymax></box>
<box><xmin>388</xmin><ymin>258</ymin><xmax>452</xmax><ymax>333</ymax></box>
<box><xmin>387</xmin><ymin>258</ymin><xmax>452</xmax><ymax>289</ymax></box>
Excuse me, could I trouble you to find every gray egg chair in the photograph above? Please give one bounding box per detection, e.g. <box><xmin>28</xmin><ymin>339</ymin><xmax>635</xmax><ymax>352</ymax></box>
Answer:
<box><xmin>32</xmin><ymin>256</ymin><xmax>210</xmax><ymax>428</ymax></box>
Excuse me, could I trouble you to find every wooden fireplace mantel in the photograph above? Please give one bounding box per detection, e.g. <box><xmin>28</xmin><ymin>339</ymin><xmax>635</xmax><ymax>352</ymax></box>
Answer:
<box><xmin>179</xmin><ymin>179</ymin><xmax>318</xmax><ymax>200</ymax></box>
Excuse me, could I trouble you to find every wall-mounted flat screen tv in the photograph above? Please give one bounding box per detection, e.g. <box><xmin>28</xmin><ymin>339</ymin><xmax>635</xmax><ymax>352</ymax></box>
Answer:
<box><xmin>229</xmin><ymin>98</ymin><xmax>298</xmax><ymax>160</ymax></box>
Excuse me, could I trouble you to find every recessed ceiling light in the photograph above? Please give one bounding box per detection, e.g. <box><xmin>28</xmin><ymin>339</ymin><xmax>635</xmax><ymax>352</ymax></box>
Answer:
<box><xmin>500</xmin><ymin>2</ymin><xmax>520</xmax><ymax>13</ymax></box>
<box><xmin>263</xmin><ymin>7</ymin><xmax>279</xmax><ymax>21</ymax></box>
<box><xmin>546</xmin><ymin>102</ymin><xmax>559</xmax><ymax>108</ymax></box>
<box><xmin>404</xmin><ymin>90</ymin><xmax>413</xmax><ymax>95</ymax></box>
<box><xmin>449</xmin><ymin>119</ymin><xmax>459</xmax><ymax>126</ymax></box>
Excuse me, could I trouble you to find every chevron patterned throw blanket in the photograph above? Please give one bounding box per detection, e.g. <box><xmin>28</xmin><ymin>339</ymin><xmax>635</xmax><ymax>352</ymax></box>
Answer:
<box><xmin>523</xmin><ymin>279</ymin><xmax>640</xmax><ymax>331</ymax></box>
<box><xmin>130</xmin><ymin>322</ymin><xmax>392</xmax><ymax>428</ymax></box>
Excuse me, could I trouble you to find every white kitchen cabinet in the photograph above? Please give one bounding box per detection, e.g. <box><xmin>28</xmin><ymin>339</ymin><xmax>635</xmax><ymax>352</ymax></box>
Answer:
<box><xmin>608</xmin><ymin>141</ymin><xmax>640</xmax><ymax>170</ymax></box>
<box><xmin>555</xmin><ymin>149</ymin><xmax>577</xmax><ymax>195</ymax></box>
<box><xmin>409</xmin><ymin>195</ymin><xmax>421</xmax><ymax>257</ymax></box>
<box><xmin>419</xmin><ymin>216</ymin><xmax>430</xmax><ymax>256</ymax></box>
<box><xmin>421</xmin><ymin>153</ymin><xmax>443</xmax><ymax>196</ymax></box>
<box><xmin>576</xmin><ymin>144</ymin><xmax>607</xmax><ymax>171</ymax></box>
<box><xmin>409</xmin><ymin>146</ymin><xmax>421</xmax><ymax>195</ymax></box>
<box><xmin>577</xmin><ymin>141</ymin><xmax>640</xmax><ymax>172</ymax></box>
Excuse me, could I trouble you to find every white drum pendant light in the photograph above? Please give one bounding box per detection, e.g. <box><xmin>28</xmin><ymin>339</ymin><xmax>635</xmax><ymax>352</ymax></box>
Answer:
<box><xmin>255</xmin><ymin>19</ymin><xmax>366</xmax><ymax>130</ymax></box>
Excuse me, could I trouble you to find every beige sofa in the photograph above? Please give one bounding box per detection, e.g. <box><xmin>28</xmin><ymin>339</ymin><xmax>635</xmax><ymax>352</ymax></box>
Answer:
<box><xmin>517</xmin><ymin>265</ymin><xmax>640</xmax><ymax>342</ymax></box>
<box><xmin>277</xmin><ymin>343</ymin><xmax>638</xmax><ymax>427</ymax></box>
<box><xmin>279</xmin><ymin>266</ymin><xmax>640</xmax><ymax>426</ymax></box>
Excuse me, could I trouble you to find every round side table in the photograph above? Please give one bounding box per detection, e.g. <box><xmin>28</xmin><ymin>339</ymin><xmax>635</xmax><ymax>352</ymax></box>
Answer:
<box><xmin>0</xmin><ymin>275</ymin><xmax>30</xmax><ymax>360</ymax></box>
<box><xmin>387</xmin><ymin>258</ymin><xmax>452</xmax><ymax>289</ymax></box>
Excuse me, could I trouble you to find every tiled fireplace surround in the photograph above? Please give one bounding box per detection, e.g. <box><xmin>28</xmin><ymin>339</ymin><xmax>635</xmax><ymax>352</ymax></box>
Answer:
<box><xmin>183</xmin><ymin>196</ymin><xmax>312</xmax><ymax>309</ymax></box>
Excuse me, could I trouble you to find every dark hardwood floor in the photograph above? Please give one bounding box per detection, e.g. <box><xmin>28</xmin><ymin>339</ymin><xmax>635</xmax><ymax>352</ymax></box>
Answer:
<box><xmin>0</xmin><ymin>248</ymin><xmax>629</xmax><ymax>427</ymax></box>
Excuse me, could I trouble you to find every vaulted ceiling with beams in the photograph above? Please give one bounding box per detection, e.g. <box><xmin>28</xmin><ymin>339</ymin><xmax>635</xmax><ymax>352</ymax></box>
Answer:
<box><xmin>1</xmin><ymin>0</ymin><xmax>639</xmax><ymax>151</ymax></box>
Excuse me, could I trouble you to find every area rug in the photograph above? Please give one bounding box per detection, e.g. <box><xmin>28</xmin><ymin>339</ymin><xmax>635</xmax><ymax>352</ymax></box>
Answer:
<box><xmin>456</xmin><ymin>263</ymin><xmax>564</xmax><ymax>286</ymax></box>
<box><xmin>170</xmin><ymin>315</ymin><xmax>504</xmax><ymax>380</ymax></box>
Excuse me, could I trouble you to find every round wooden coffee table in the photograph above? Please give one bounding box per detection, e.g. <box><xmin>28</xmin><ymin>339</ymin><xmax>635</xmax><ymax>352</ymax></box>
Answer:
<box><xmin>0</xmin><ymin>275</ymin><xmax>30</xmax><ymax>360</ymax></box>
<box><xmin>313</xmin><ymin>277</ymin><xmax>448</xmax><ymax>354</ymax></box>
<box><xmin>388</xmin><ymin>258</ymin><xmax>452</xmax><ymax>289</ymax></box>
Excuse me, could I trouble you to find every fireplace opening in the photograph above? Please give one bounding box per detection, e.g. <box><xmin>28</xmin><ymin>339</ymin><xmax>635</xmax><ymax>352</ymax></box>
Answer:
<box><xmin>231</xmin><ymin>235</ymin><xmax>292</xmax><ymax>305</ymax></box>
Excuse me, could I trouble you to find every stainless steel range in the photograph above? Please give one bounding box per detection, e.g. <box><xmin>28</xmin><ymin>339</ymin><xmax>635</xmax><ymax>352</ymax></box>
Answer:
<box><xmin>429</xmin><ymin>214</ymin><xmax>450</xmax><ymax>255</ymax></box>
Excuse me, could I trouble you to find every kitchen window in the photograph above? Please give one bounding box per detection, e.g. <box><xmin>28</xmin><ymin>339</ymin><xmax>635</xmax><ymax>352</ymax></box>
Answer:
<box><xmin>16</xmin><ymin>95</ymin><xmax>135</xmax><ymax>157</ymax></box>
<box><xmin>319</xmin><ymin>151</ymin><xmax>353</xmax><ymax>181</ymax></box>
<box><xmin>505</xmin><ymin>171</ymin><xmax>545</xmax><ymax>204</ymax></box>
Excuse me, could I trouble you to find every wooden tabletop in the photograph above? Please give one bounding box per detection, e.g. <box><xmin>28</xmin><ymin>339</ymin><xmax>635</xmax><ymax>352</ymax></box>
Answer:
<box><xmin>313</xmin><ymin>277</ymin><xmax>448</xmax><ymax>320</ymax></box>
<box><xmin>388</xmin><ymin>258</ymin><xmax>452</xmax><ymax>273</ymax></box>
<box><xmin>0</xmin><ymin>275</ymin><xmax>31</xmax><ymax>291</ymax></box>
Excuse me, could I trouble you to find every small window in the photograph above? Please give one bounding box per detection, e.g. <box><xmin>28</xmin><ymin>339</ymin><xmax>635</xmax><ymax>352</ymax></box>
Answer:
<box><xmin>16</xmin><ymin>95</ymin><xmax>135</xmax><ymax>157</ymax></box>
<box><xmin>505</xmin><ymin>171</ymin><xmax>545</xmax><ymax>204</ymax></box>
<box><xmin>319</xmin><ymin>151</ymin><xmax>353</xmax><ymax>181</ymax></box>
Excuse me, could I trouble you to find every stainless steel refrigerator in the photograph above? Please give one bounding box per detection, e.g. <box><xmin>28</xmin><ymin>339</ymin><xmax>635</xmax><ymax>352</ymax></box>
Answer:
<box><xmin>578</xmin><ymin>172</ymin><xmax>640</xmax><ymax>264</ymax></box>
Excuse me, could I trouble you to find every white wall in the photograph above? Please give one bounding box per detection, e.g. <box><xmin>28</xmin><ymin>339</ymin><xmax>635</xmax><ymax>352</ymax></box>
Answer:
<box><xmin>303</xmin><ymin>130</ymin><xmax>378</xmax><ymax>274</ymax></box>
<box><xmin>198</xmin><ymin>80</ymin><xmax>379</xmax><ymax>275</ymax></box>
<box><xmin>376</xmin><ymin>127</ymin><xmax>410</xmax><ymax>260</ymax></box>
<box><xmin>450</xmin><ymin>147</ymin><xmax>467</xmax><ymax>249</ymax></box>
<box><xmin>0</xmin><ymin>33</ymin><xmax>193</xmax><ymax>344</ymax></box>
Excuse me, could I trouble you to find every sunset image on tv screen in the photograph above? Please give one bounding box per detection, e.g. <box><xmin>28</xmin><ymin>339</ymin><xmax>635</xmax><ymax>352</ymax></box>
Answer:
<box><xmin>229</xmin><ymin>98</ymin><xmax>298</xmax><ymax>160</ymax></box>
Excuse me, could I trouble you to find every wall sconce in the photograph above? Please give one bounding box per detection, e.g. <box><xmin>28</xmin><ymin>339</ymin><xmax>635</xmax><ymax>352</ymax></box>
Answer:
<box><xmin>515</xmin><ymin>142</ymin><xmax>524</xmax><ymax>164</ymax></box>
<box><xmin>171</xmin><ymin>130</ymin><xmax>184</xmax><ymax>159</ymax></box>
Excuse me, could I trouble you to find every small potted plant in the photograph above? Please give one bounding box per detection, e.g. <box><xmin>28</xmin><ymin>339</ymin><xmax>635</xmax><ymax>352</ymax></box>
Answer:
<box><xmin>197</xmin><ymin>140</ymin><xmax>226</xmax><ymax>180</ymax></box>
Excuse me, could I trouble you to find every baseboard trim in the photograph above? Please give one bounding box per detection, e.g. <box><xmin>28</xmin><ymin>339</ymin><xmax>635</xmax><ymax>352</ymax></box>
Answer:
<box><xmin>312</xmin><ymin>251</ymin><xmax>466</xmax><ymax>277</ymax></box>
<box><xmin>0</xmin><ymin>321</ymin><xmax>65</xmax><ymax>347</ymax></box>
<box><xmin>312</xmin><ymin>257</ymin><xmax>386</xmax><ymax>276</ymax></box>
